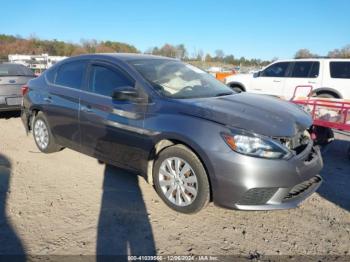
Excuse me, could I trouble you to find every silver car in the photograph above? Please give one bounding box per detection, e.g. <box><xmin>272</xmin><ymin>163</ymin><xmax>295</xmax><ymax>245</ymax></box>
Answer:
<box><xmin>0</xmin><ymin>63</ymin><xmax>35</xmax><ymax>112</ymax></box>
<box><xmin>21</xmin><ymin>54</ymin><xmax>324</xmax><ymax>213</ymax></box>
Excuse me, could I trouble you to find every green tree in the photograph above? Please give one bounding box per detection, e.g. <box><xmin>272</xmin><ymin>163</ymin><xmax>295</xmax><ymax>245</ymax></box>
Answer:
<box><xmin>223</xmin><ymin>55</ymin><xmax>235</xmax><ymax>64</ymax></box>
<box><xmin>205</xmin><ymin>54</ymin><xmax>212</xmax><ymax>62</ymax></box>
<box><xmin>328</xmin><ymin>45</ymin><xmax>350</xmax><ymax>58</ymax></box>
<box><xmin>214</xmin><ymin>49</ymin><xmax>224</xmax><ymax>61</ymax></box>
<box><xmin>294</xmin><ymin>48</ymin><xmax>317</xmax><ymax>59</ymax></box>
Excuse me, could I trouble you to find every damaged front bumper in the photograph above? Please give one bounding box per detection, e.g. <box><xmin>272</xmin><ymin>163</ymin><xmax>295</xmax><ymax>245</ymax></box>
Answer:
<box><xmin>209</xmin><ymin>136</ymin><xmax>323</xmax><ymax>210</ymax></box>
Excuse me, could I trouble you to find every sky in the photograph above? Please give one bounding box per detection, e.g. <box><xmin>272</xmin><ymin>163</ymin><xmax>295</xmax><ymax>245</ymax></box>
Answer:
<box><xmin>1</xmin><ymin>0</ymin><xmax>349</xmax><ymax>60</ymax></box>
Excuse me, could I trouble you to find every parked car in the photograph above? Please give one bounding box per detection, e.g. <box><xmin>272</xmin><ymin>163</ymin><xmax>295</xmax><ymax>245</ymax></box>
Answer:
<box><xmin>21</xmin><ymin>54</ymin><xmax>323</xmax><ymax>213</ymax></box>
<box><xmin>225</xmin><ymin>58</ymin><xmax>350</xmax><ymax>99</ymax></box>
<box><xmin>0</xmin><ymin>63</ymin><xmax>35</xmax><ymax>112</ymax></box>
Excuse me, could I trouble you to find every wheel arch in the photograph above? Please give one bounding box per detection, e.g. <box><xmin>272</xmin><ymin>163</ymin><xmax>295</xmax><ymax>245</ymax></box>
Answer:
<box><xmin>27</xmin><ymin>106</ymin><xmax>43</xmax><ymax>131</ymax></box>
<box><xmin>146</xmin><ymin>137</ymin><xmax>214</xmax><ymax>200</ymax></box>
<box><xmin>313</xmin><ymin>87</ymin><xmax>342</xmax><ymax>98</ymax></box>
<box><xmin>227</xmin><ymin>81</ymin><xmax>246</xmax><ymax>92</ymax></box>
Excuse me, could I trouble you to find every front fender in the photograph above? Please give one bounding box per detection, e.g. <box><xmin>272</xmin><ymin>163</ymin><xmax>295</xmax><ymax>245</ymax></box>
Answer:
<box><xmin>144</xmin><ymin>112</ymin><xmax>232</xmax><ymax>182</ymax></box>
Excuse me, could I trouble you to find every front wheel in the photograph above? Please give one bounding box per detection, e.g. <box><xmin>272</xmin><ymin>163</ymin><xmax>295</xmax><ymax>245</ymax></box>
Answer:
<box><xmin>33</xmin><ymin>112</ymin><xmax>62</xmax><ymax>153</ymax></box>
<box><xmin>153</xmin><ymin>145</ymin><xmax>210</xmax><ymax>214</ymax></box>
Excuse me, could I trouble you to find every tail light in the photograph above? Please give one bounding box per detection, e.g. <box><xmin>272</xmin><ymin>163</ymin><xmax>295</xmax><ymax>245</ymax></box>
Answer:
<box><xmin>21</xmin><ymin>85</ymin><xmax>29</xmax><ymax>96</ymax></box>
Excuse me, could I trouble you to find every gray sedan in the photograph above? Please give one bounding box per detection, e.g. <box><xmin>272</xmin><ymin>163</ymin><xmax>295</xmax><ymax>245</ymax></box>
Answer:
<box><xmin>0</xmin><ymin>63</ymin><xmax>35</xmax><ymax>112</ymax></box>
<box><xmin>21</xmin><ymin>54</ymin><xmax>324</xmax><ymax>213</ymax></box>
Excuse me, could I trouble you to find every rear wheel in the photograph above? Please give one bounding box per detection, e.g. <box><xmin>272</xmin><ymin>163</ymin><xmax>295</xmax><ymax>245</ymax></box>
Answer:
<box><xmin>153</xmin><ymin>145</ymin><xmax>210</xmax><ymax>214</ymax></box>
<box><xmin>230</xmin><ymin>85</ymin><xmax>244</xmax><ymax>93</ymax></box>
<box><xmin>33</xmin><ymin>112</ymin><xmax>62</xmax><ymax>153</ymax></box>
<box><xmin>316</xmin><ymin>92</ymin><xmax>336</xmax><ymax>99</ymax></box>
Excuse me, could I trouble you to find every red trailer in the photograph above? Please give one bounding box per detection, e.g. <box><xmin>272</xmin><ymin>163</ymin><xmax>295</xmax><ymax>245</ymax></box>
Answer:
<box><xmin>291</xmin><ymin>85</ymin><xmax>350</xmax><ymax>159</ymax></box>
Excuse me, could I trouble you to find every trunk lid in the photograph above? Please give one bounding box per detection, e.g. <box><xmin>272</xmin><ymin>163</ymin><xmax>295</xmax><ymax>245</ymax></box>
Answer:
<box><xmin>0</xmin><ymin>76</ymin><xmax>33</xmax><ymax>96</ymax></box>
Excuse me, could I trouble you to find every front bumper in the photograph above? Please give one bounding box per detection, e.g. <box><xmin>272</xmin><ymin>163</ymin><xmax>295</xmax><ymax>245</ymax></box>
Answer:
<box><xmin>210</xmin><ymin>141</ymin><xmax>323</xmax><ymax>210</ymax></box>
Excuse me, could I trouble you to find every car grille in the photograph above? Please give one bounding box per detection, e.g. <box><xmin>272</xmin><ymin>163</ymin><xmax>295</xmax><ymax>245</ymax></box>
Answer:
<box><xmin>238</xmin><ymin>188</ymin><xmax>278</xmax><ymax>205</ymax></box>
<box><xmin>283</xmin><ymin>175</ymin><xmax>322</xmax><ymax>201</ymax></box>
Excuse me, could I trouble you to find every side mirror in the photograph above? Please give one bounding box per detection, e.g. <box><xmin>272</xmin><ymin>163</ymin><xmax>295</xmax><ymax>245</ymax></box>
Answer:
<box><xmin>112</xmin><ymin>85</ymin><xmax>150</xmax><ymax>103</ymax></box>
<box><xmin>112</xmin><ymin>86</ymin><xmax>139</xmax><ymax>101</ymax></box>
<box><xmin>253</xmin><ymin>71</ymin><xmax>260</xmax><ymax>78</ymax></box>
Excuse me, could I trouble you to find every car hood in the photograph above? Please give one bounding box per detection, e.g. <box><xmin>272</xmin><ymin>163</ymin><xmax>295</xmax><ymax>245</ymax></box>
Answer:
<box><xmin>179</xmin><ymin>93</ymin><xmax>312</xmax><ymax>137</ymax></box>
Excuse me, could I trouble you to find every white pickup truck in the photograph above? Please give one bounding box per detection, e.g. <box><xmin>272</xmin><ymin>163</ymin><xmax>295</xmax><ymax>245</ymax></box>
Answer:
<box><xmin>225</xmin><ymin>59</ymin><xmax>350</xmax><ymax>99</ymax></box>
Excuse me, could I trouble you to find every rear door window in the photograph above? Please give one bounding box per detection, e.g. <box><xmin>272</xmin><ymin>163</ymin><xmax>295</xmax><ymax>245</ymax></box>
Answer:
<box><xmin>55</xmin><ymin>61</ymin><xmax>87</xmax><ymax>89</ymax></box>
<box><xmin>291</xmin><ymin>61</ymin><xmax>319</xmax><ymax>78</ymax></box>
<box><xmin>88</xmin><ymin>65</ymin><xmax>134</xmax><ymax>97</ymax></box>
<box><xmin>45</xmin><ymin>67</ymin><xmax>57</xmax><ymax>83</ymax></box>
<box><xmin>261</xmin><ymin>62</ymin><xmax>290</xmax><ymax>77</ymax></box>
<box><xmin>309</xmin><ymin>62</ymin><xmax>320</xmax><ymax>78</ymax></box>
<box><xmin>330</xmin><ymin>62</ymin><xmax>350</xmax><ymax>79</ymax></box>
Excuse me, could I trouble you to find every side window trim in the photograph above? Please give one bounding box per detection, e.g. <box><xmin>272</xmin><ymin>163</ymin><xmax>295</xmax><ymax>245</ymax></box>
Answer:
<box><xmin>261</xmin><ymin>62</ymin><xmax>291</xmax><ymax>77</ymax></box>
<box><xmin>285</xmin><ymin>62</ymin><xmax>293</xmax><ymax>77</ymax></box>
<box><xmin>86</xmin><ymin>60</ymin><xmax>136</xmax><ymax>98</ymax></box>
<box><xmin>53</xmin><ymin>60</ymin><xmax>88</xmax><ymax>90</ymax></box>
<box><xmin>44</xmin><ymin>67</ymin><xmax>57</xmax><ymax>85</ymax></box>
<box><xmin>330</xmin><ymin>61</ymin><xmax>350</xmax><ymax>79</ymax></box>
<box><xmin>288</xmin><ymin>61</ymin><xmax>319</xmax><ymax>78</ymax></box>
<box><xmin>308</xmin><ymin>61</ymin><xmax>320</xmax><ymax>78</ymax></box>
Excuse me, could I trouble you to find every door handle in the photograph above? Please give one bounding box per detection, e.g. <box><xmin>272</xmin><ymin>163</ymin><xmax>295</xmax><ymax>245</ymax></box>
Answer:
<box><xmin>81</xmin><ymin>105</ymin><xmax>93</xmax><ymax>113</ymax></box>
<box><xmin>308</xmin><ymin>81</ymin><xmax>316</xmax><ymax>84</ymax></box>
<box><xmin>273</xmin><ymin>80</ymin><xmax>281</xmax><ymax>83</ymax></box>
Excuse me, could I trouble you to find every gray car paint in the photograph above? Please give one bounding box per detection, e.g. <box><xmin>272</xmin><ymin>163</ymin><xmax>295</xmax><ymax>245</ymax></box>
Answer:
<box><xmin>21</xmin><ymin>54</ymin><xmax>323</xmax><ymax>210</ymax></box>
<box><xmin>178</xmin><ymin>93</ymin><xmax>312</xmax><ymax>137</ymax></box>
<box><xmin>0</xmin><ymin>73</ymin><xmax>34</xmax><ymax>111</ymax></box>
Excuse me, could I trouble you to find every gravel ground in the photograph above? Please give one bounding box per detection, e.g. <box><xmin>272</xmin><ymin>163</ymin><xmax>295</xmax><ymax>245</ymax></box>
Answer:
<box><xmin>0</xmin><ymin>112</ymin><xmax>349</xmax><ymax>260</ymax></box>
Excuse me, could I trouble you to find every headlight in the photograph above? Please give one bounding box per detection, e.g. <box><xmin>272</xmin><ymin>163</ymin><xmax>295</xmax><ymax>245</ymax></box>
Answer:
<box><xmin>222</xmin><ymin>131</ymin><xmax>292</xmax><ymax>159</ymax></box>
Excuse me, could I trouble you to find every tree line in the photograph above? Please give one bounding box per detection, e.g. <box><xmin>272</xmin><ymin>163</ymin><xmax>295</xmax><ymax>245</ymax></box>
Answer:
<box><xmin>146</xmin><ymin>44</ymin><xmax>271</xmax><ymax>66</ymax></box>
<box><xmin>2</xmin><ymin>34</ymin><xmax>349</xmax><ymax>66</ymax></box>
<box><xmin>0</xmin><ymin>34</ymin><xmax>271</xmax><ymax>66</ymax></box>
<box><xmin>295</xmin><ymin>45</ymin><xmax>350</xmax><ymax>59</ymax></box>
<box><xmin>0</xmin><ymin>34</ymin><xmax>138</xmax><ymax>59</ymax></box>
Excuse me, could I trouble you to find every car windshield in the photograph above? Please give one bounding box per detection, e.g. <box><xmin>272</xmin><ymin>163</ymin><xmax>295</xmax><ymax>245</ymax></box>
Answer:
<box><xmin>128</xmin><ymin>59</ymin><xmax>234</xmax><ymax>99</ymax></box>
<box><xmin>0</xmin><ymin>64</ymin><xmax>35</xmax><ymax>77</ymax></box>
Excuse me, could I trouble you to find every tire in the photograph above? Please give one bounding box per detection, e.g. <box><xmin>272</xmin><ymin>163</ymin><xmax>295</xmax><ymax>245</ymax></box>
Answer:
<box><xmin>313</xmin><ymin>126</ymin><xmax>334</xmax><ymax>146</ymax></box>
<box><xmin>153</xmin><ymin>144</ymin><xmax>210</xmax><ymax>214</ymax></box>
<box><xmin>316</xmin><ymin>93</ymin><xmax>336</xmax><ymax>99</ymax></box>
<box><xmin>32</xmin><ymin>111</ymin><xmax>62</xmax><ymax>153</ymax></box>
<box><xmin>230</xmin><ymin>85</ymin><xmax>243</xmax><ymax>93</ymax></box>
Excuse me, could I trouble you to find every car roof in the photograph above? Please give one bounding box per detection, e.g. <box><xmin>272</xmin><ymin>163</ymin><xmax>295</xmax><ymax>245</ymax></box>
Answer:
<box><xmin>69</xmin><ymin>53</ymin><xmax>177</xmax><ymax>62</ymax></box>
<box><xmin>274</xmin><ymin>58</ymin><xmax>350</xmax><ymax>63</ymax></box>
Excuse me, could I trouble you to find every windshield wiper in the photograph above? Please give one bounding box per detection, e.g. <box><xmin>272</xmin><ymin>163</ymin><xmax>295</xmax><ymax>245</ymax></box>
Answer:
<box><xmin>215</xmin><ymin>92</ymin><xmax>234</xmax><ymax>97</ymax></box>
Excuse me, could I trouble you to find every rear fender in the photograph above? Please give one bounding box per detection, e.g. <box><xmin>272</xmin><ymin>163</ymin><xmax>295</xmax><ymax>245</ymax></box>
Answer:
<box><xmin>22</xmin><ymin>106</ymin><xmax>42</xmax><ymax>133</ymax></box>
<box><xmin>20</xmin><ymin>108</ymin><xmax>31</xmax><ymax>134</ymax></box>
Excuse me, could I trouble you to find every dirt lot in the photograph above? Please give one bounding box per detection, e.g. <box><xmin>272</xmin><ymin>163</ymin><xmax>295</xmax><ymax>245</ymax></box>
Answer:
<box><xmin>0</xmin><ymin>112</ymin><xmax>349</xmax><ymax>259</ymax></box>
